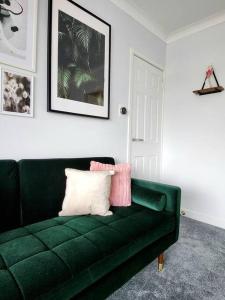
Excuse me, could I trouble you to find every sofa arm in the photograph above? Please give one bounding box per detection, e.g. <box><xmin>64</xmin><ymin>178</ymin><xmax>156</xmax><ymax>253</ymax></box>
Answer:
<box><xmin>131</xmin><ymin>178</ymin><xmax>181</xmax><ymax>241</ymax></box>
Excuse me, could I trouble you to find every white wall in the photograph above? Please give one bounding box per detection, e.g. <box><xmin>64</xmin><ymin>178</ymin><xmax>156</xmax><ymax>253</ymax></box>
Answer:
<box><xmin>1</xmin><ymin>0</ymin><xmax>224</xmax><ymax>229</ymax></box>
<box><xmin>0</xmin><ymin>0</ymin><xmax>166</xmax><ymax>162</ymax></box>
<box><xmin>163</xmin><ymin>22</ymin><xmax>225</xmax><ymax>229</ymax></box>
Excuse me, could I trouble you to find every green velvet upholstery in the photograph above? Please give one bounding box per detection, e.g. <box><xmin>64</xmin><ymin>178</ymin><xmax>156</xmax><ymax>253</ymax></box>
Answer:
<box><xmin>0</xmin><ymin>157</ymin><xmax>181</xmax><ymax>299</ymax></box>
<box><xmin>75</xmin><ymin>232</ymin><xmax>175</xmax><ymax>300</ymax></box>
<box><xmin>131</xmin><ymin>178</ymin><xmax>181</xmax><ymax>241</ymax></box>
<box><xmin>0</xmin><ymin>160</ymin><xmax>20</xmax><ymax>232</ymax></box>
<box><xmin>19</xmin><ymin>157</ymin><xmax>114</xmax><ymax>225</ymax></box>
<box><xmin>132</xmin><ymin>184</ymin><xmax>166</xmax><ymax>211</ymax></box>
<box><xmin>0</xmin><ymin>204</ymin><xmax>175</xmax><ymax>300</ymax></box>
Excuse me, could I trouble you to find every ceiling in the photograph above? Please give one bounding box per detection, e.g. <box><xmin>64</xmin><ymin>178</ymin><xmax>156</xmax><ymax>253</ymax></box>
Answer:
<box><xmin>110</xmin><ymin>0</ymin><xmax>225</xmax><ymax>42</ymax></box>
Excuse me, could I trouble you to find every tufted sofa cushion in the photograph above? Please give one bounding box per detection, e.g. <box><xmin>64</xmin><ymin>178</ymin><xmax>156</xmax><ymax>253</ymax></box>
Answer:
<box><xmin>0</xmin><ymin>160</ymin><xmax>20</xmax><ymax>232</ymax></box>
<box><xmin>0</xmin><ymin>203</ymin><xmax>175</xmax><ymax>300</ymax></box>
<box><xmin>18</xmin><ymin>157</ymin><xmax>115</xmax><ymax>226</ymax></box>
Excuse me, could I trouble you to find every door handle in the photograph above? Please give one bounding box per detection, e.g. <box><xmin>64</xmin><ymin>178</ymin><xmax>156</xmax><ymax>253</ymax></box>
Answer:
<box><xmin>132</xmin><ymin>138</ymin><xmax>144</xmax><ymax>142</ymax></box>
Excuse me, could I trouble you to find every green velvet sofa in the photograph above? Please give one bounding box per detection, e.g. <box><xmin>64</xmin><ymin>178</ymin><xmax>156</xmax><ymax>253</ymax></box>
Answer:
<box><xmin>0</xmin><ymin>157</ymin><xmax>181</xmax><ymax>300</ymax></box>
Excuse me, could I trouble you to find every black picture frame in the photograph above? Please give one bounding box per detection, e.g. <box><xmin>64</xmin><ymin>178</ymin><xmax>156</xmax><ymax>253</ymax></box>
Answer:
<box><xmin>48</xmin><ymin>0</ymin><xmax>111</xmax><ymax>119</ymax></box>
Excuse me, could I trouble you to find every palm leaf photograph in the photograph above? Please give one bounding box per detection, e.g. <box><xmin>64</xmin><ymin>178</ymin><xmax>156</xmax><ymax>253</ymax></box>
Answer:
<box><xmin>48</xmin><ymin>0</ymin><xmax>111</xmax><ymax>119</ymax></box>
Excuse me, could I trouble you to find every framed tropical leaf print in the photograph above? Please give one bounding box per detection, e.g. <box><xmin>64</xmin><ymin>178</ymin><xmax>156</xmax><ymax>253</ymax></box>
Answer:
<box><xmin>48</xmin><ymin>0</ymin><xmax>111</xmax><ymax>119</ymax></box>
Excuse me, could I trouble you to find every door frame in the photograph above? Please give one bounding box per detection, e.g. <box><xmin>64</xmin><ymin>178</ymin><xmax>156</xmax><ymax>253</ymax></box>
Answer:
<box><xmin>126</xmin><ymin>48</ymin><xmax>165</xmax><ymax>179</ymax></box>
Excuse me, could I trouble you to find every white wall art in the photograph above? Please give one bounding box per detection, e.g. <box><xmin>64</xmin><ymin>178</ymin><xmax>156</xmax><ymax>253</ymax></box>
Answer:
<box><xmin>1</xmin><ymin>67</ymin><xmax>33</xmax><ymax>117</ymax></box>
<box><xmin>0</xmin><ymin>0</ymin><xmax>38</xmax><ymax>71</ymax></box>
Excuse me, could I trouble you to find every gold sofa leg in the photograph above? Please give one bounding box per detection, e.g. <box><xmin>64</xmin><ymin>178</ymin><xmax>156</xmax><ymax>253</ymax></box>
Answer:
<box><xmin>158</xmin><ymin>253</ymin><xmax>164</xmax><ymax>272</ymax></box>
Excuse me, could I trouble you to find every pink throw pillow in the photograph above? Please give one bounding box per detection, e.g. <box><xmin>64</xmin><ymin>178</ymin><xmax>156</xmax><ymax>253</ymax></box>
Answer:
<box><xmin>90</xmin><ymin>161</ymin><xmax>131</xmax><ymax>207</ymax></box>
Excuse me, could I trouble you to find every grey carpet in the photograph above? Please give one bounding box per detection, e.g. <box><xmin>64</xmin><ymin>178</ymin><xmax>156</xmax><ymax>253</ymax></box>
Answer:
<box><xmin>108</xmin><ymin>217</ymin><xmax>225</xmax><ymax>300</ymax></box>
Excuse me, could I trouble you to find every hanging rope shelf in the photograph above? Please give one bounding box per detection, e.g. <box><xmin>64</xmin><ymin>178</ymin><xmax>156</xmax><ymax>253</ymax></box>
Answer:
<box><xmin>193</xmin><ymin>66</ymin><xmax>224</xmax><ymax>95</ymax></box>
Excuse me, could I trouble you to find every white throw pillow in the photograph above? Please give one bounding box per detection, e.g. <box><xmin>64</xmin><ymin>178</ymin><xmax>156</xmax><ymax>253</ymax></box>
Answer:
<box><xmin>59</xmin><ymin>168</ymin><xmax>115</xmax><ymax>216</ymax></box>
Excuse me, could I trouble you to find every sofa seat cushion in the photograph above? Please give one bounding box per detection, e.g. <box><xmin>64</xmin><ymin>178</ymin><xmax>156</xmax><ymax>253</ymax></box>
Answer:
<box><xmin>19</xmin><ymin>157</ymin><xmax>115</xmax><ymax>225</ymax></box>
<box><xmin>0</xmin><ymin>204</ymin><xmax>175</xmax><ymax>300</ymax></box>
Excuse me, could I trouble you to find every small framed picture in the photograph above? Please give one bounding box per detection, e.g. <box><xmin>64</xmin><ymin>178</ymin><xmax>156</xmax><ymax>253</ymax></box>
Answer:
<box><xmin>48</xmin><ymin>0</ymin><xmax>111</xmax><ymax>119</ymax></box>
<box><xmin>1</xmin><ymin>68</ymin><xmax>34</xmax><ymax>117</ymax></box>
<box><xmin>0</xmin><ymin>0</ymin><xmax>38</xmax><ymax>72</ymax></box>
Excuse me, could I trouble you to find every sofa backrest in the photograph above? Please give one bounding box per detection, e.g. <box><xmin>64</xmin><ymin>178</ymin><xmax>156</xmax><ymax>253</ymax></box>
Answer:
<box><xmin>0</xmin><ymin>160</ymin><xmax>20</xmax><ymax>232</ymax></box>
<box><xmin>19</xmin><ymin>157</ymin><xmax>115</xmax><ymax>225</ymax></box>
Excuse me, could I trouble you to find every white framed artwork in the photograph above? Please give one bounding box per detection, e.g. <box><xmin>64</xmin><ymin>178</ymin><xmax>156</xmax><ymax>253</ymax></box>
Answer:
<box><xmin>0</xmin><ymin>0</ymin><xmax>38</xmax><ymax>72</ymax></box>
<box><xmin>1</xmin><ymin>67</ymin><xmax>34</xmax><ymax>117</ymax></box>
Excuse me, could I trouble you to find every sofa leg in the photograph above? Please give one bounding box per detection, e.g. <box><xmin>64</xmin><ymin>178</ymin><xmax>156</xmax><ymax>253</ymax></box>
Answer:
<box><xmin>158</xmin><ymin>253</ymin><xmax>164</xmax><ymax>272</ymax></box>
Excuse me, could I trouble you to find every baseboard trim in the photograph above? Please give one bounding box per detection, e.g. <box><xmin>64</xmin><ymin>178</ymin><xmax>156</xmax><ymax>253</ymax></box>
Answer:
<box><xmin>182</xmin><ymin>208</ymin><xmax>225</xmax><ymax>230</ymax></box>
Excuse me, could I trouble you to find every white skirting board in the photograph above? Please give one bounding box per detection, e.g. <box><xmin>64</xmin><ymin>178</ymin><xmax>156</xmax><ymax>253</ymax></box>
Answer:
<box><xmin>182</xmin><ymin>208</ymin><xmax>225</xmax><ymax>230</ymax></box>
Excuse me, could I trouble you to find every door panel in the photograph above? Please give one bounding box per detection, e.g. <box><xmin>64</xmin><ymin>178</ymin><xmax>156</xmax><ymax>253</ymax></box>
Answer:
<box><xmin>130</xmin><ymin>55</ymin><xmax>163</xmax><ymax>181</ymax></box>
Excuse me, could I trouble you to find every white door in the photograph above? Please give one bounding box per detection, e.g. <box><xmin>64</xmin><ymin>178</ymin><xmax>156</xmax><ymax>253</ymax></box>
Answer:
<box><xmin>129</xmin><ymin>55</ymin><xmax>163</xmax><ymax>181</ymax></box>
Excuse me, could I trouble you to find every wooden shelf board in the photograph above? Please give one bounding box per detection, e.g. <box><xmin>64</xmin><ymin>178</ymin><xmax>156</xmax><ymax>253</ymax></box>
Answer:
<box><xmin>193</xmin><ymin>86</ymin><xmax>224</xmax><ymax>95</ymax></box>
